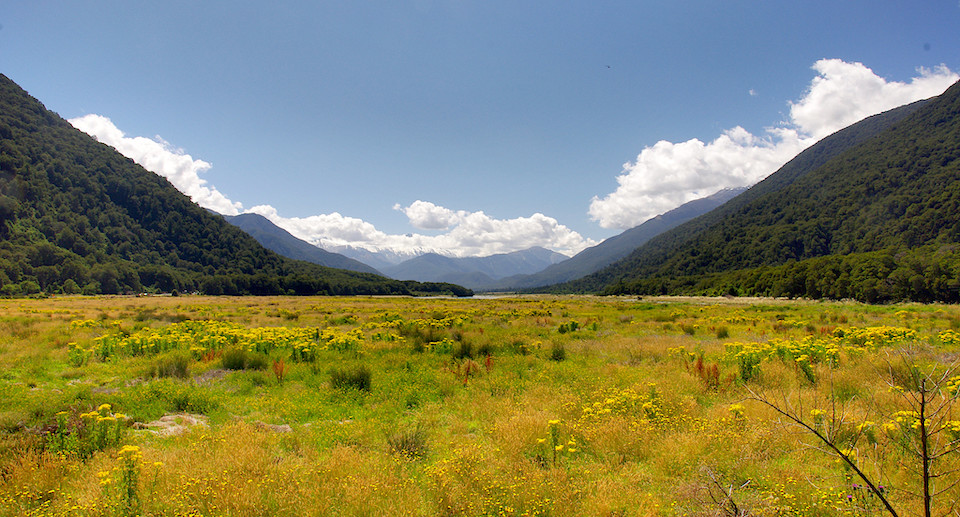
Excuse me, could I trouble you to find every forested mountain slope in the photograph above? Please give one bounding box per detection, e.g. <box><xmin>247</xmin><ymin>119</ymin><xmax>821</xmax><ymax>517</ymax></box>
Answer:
<box><xmin>495</xmin><ymin>188</ymin><xmax>744</xmax><ymax>290</ymax></box>
<box><xmin>548</xmin><ymin>82</ymin><xmax>960</xmax><ymax>302</ymax></box>
<box><xmin>222</xmin><ymin>213</ymin><xmax>382</xmax><ymax>275</ymax></box>
<box><xmin>0</xmin><ymin>74</ymin><xmax>470</xmax><ymax>296</ymax></box>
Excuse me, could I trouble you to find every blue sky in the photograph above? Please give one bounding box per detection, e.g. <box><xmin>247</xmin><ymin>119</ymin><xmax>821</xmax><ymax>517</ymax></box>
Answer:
<box><xmin>2</xmin><ymin>1</ymin><xmax>959</xmax><ymax>258</ymax></box>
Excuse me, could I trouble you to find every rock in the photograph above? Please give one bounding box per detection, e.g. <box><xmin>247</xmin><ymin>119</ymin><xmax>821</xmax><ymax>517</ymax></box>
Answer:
<box><xmin>139</xmin><ymin>413</ymin><xmax>208</xmax><ymax>436</ymax></box>
<box><xmin>254</xmin><ymin>421</ymin><xmax>292</xmax><ymax>433</ymax></box>
<box><xmin>194</xmin><ymin>369</ymin><xmax>227</xmax><ymax>383</ymax></box>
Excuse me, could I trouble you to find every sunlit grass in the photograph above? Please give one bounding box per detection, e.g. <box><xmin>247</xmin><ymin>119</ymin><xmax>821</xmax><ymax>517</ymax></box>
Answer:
<box><xmin>1</xmin><ymin>295</ymin><xmax>959</xmax><ymax>515</ymax></box>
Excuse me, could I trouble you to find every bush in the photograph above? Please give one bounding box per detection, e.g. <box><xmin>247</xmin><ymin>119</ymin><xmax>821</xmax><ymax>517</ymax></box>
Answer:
<box><xmin>387</xmin><ymin>426</ymin><xmax>428</xmax><ymax>459</ymax></box>
<box><xmin>222</xmin><ymin>348</ymin><xmax>268</xmax><ymax>370</ymax></box>
<box><xmin>222</xmin><ymin>348</ymin><xmax>247</xmax><ymax>370</ymax></box>
<box><xmin>453</xmin><ymin>340</ymin><xmax>474</xmax><ymax>359</ymax></box>
<box><xmin>330</xmin><ymin>365</ymin><xmax>372</xmax><ymax>392</ymax></box>
<box><xmin>149</xmin><ymin>353</ymin><xmax>190</xmax><ymax>379</ymax></box>
<box><xmin>245</xmin><ymin>353</ymin><xmax>269</xmax><ymax>371</ymax></box>
<box><xmin>549</xmin><ymin>342</ymin><xmax>566</xmax><ymax>362</ymax></box>
<box><xmin>508</xmin><ymin>339</ymin><xmax>531</xmax><ymax>356</ymax></box>
<box><xmin>476</xmin><ymin>342</ymin><xmax>495</xmax><ymax>357</ymax></box>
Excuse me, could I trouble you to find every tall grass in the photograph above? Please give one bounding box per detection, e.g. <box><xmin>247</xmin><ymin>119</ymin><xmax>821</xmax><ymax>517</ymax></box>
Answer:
<box><xmin>0</xmin><ymin>295</ymin><xmax>958</xmax><ymax>515</ymax></box>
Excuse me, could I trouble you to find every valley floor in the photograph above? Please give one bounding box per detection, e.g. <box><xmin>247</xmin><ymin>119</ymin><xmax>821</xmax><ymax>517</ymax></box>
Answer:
<box><xmin>1</xmin><ymin>294</ymin><xmax>958</xmax><ymax>516</ymax></box>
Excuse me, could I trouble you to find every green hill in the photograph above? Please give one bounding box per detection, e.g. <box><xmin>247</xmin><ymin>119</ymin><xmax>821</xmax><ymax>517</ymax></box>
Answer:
<box><xmin>494</xmin><ymin>188</ymin><xmax>744</xmax><ymax>290</ymax></box>
<box><xmin>0</xmin><ymin>74</ymin><xmax>470</xmax><ymax>297</ymax></box>
<box><xmin>549</xmin><ymin>80</ymin><xmax>960</xmax><ymax>302</ymax></box>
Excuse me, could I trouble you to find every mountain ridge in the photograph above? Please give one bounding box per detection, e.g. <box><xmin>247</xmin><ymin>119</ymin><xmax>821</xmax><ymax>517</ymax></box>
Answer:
<box><xmin>381</xmin><ymin>246</ymin><xmax>568</xmax><ymax>289</ymax></box>
<box><xmin>549</xmin><ymin>80</ymin><xmax>960</xmax><ymax>302</ymax></box>
<box><xmin>494</xmin><ymin>188</ymin><xmax>745</xmax><ymax>291</ymax></box>
<box><xmin>222</xmin><ymin>213</ymin><xmax>382</xmax><ymax>275</ymax></box>
<box><xmin>0</xmin><ymin>74</ymin><xmax>471</xmax><ymax>297</ymax></box>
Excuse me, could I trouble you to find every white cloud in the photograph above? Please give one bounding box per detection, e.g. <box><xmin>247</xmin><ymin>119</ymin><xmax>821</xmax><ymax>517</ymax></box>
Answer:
<box><xmin>790</xmin><ymin>60</ymin><xmax>958</xmax><ymax>140</ymax></box>
<box><xmin>252</xmin><ymin>201</ymin><xmax>596</xmax><ymax>257</ymax></box>
<box><xmin>69</xmin><ymin>114</ymin><xmax>243</xmax><ymax>215</ymax></box>
<box><xmin>70</xmin><ymin>115</ymin><xmax>596</xmax><ymax>258</ymax></box>
<box><xmin>393</xmin><ymin>200</ymin><xmax>461</xmax><ymax>230</ymax></box>
<box><xmin>588</xmin><ymin>59</ymin><xmax>959</xmax><ymax>230</ymax></box>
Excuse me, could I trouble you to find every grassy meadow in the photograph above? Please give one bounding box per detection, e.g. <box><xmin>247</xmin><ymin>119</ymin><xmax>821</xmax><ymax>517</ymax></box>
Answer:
<box><xmin>1</xmin><ymin>294</ymin><xmax>960</xmax><ymax>516</ymax></box>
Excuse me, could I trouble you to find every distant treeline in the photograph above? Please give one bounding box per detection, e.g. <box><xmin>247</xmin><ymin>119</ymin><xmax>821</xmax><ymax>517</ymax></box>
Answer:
<box><xmin>606</xmin><ymin>244</ymin><xmax>960</xmax><ymax>303</ymax></box>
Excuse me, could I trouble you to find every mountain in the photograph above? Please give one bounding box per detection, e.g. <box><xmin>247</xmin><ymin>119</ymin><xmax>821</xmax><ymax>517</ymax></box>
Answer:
<box><xmin>494</xmin><ymin>188</ymin><xmax>745</xmax><ymax>290</ymax></box>
<box><xmin>327</xmin><ymin>245</ymin><xmax>424</xmax><ymax>271</ymax></box>
<box><xmin>222</xmin><ymin>213</ymin><xmax>381</xmax><ymax>275</ymax></box>
<box><xmin>0</xmin><ymin>74</ymin><xmax>471</xmax><ymax>297</ymax></box>
<box><xmin>381</xmin><ymin>247</ymin><xmax>568</xmax><ymax>289</ymax></box>
<box><xmin>553</xmin><ymin>80</ymin><xmax>960</xmax><ymax>303</ymax></box>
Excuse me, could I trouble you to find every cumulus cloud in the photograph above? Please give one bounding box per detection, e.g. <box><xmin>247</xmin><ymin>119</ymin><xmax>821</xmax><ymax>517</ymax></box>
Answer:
<box><xmin>790</xmin><ymin>60</ymin><xmax>958</xmax><ymax>140</ymax></box>
<box><xmin>70</xmin><ymin>116</ymin><xmax>595</xmax><ymax>257</ymax></box>
<box><xmin>588</xmin><ymin>59</ymin><xmax>959</xmax><ymax>230</ymax></box>
<box><xmin>69</xmin><ymin>114</ymin><xmax>243</xmax><ymax>216</ymax></box>
<box><xmin>251</xmin><ymin>201</ymin><xmax>596</xmax><ymax>258</ymax></box>
<box><xmin>393</xmin><ymin>200</ymin><xmax>461</xmax><ymax>230</ymax></box>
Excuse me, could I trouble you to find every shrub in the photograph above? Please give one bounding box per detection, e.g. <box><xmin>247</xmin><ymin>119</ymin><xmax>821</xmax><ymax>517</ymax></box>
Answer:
<box><xmin>245</xmin><ymin>353</ymin><xmax>269</xmax><ymax>371</ymax></box>
<box><xmin>476</xmin><ymin>342</ymin><xmax>495</xmax><ymax>357</ymax></box>
<box><xmin>46</xmin><ymin>404</ymin><xmax>126</xmax><ymax>459</ymax></box>
<box><xmin>508</xmin><ymin>339</ymin><xmax>531</xmax><ymax>356</ymax></box>
<box><xmin>549</xmin><ymin>342</ymin><xmax>566</xmax><ymax>362</ymax></box>
<box><xmin>272</xmin><ymin>358</ymin><xmax>288</xmax><ymax>384</ymax></box>
<box><xmin>222</xmin><ymin>348</ymin><xmax>248</xmax><ymax>370</ymax></box>
<box><xmin>715</xmin><ymin>326</ymin><xmax>730</xmax><ymax>339</ymax></box>
<box><xmin>330</xmin><ymin>365</ymin><xmax>372</xmax><ymax>392</ymax></box>
<box><xmin>453</xmin><ymin>340</ymin><xmax>474</xmax><ymax>359</ymax></box>
<box><xmin>691</xmin><ymin>355</ymin><xmax>720</xmax><ymax>391</ymax></box>
<box><xmin>387</xmin><ymin>426</ymin><xmax>428</xmax><ymax>459</ymax></box>
<box><xmin>131</xmin><ymin>378</ymin><xmax>219</xmax><ymax>415</ymax></box>
<box><xmin>149</xmin><ymin>353</ymin><xmax>190</xmax><ymax>379</ymax></box>
<box><xmin>222</xmin><ymin>348</ymin><xmax>268</xmax><ymax>370</ymax></box>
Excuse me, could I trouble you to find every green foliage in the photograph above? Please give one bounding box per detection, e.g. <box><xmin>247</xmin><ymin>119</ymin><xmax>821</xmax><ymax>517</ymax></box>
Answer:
<box><xmin>126</xmin><ymin>379</ymin><xmax>219</xmax><ymax>417</ymax></box>
<box><xmin>46</xmin><ymin>404</ymin><xmax>125</xmax><ymax>460</ymax></box>
<box><xmin>0</xmin><ymin>74</ymin><xmax>472</xmax><ymax>298</ymax></box>
<box><xmin>548</xmin><ymin>342</ymin><xmax>566</xmax><ymax>362</ymax></box>
<box><xmin>547</xmin><ymin>84</ymin><xmax>960</xmax><ymax>303</ymax></box>
<box><xmin>222</xmin><ymin>348</ymin><xmax>267</xmax><ymax>371</ymax></box>
<box><xmin>330</xmin><ymin>364</ymin><xmax>372</xmax><ymax>392</ymax></box>
<box><xmin>148</xmin><ymin>353</ymin><xmax>191</xmax><ymax>379</ymax></box>
<box><xmin>387</xmin><ymin>426</ymin><xmax>428</xmax><ymax>459</ymax></box>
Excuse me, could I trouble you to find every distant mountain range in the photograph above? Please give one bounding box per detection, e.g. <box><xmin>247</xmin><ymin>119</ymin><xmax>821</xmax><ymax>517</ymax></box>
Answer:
<box><xmin>326</xmin><ymin>245</ymin><xmax>423</xmax><ymax>272</ymax></box>
<box><xmin>380</xmin><ymin>247</ymin><xmax>568</xmax><ymax>289</ymax></box>
<box><xmin>218</xmin><ymin>192</ymin><xmax>744</xmax><ymax>292</ymax></box>
<box><xmin>222</xmin><ymin>213</ymin><xmax>382</xmax><ymax>275</ymax></box>
<box><xmin>218</xmin><ymin>189</ymin><xmax>749</xmax><ymax>291</ymax></box>
<box><xmin>220</xmin><ymin>213</ymin><xmax>570</xmax><ymax>289</ymax></box>
<box><xmin>493</xmin><ymin>188</ymin><xmax>745</xmax><ymax>290</ymax></box>
<box><xmin>547</xmin><ymin>78</ymin><xmax>960</xmax><ymax>303</ymax></box>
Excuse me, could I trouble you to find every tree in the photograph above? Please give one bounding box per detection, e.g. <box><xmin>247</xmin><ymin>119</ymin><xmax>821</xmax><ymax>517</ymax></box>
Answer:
<box><xmin>749</xmin><ymin>349</ymin><xmax>960</xmax><ymax>516</ymax></box>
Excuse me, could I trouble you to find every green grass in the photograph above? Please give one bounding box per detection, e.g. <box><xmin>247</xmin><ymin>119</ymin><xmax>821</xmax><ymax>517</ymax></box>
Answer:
<box><xmin>0</xmin><ymin>295</ymin><xmax>959</xmax><ymax>515</ymax></box>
